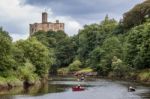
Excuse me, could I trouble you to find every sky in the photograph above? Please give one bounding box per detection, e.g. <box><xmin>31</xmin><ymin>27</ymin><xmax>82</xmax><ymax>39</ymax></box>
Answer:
<box><xmin>0</xmin><ymin>0</ymin><xmax>143</xmax><ymax>41</ymax></box>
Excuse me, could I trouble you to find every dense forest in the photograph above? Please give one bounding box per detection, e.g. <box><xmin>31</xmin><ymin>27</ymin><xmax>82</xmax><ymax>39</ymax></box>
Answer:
<box><xmin>32</xmin><ymin>0</ymin><xmax>150</xmax><ymax>81</ymax></box>
<box><xmin>0</xmin><ymin>28</ymin><xmax>53</xmax><ymax>87</ymax></box>
<box><xmin>0</xmin><ymin>0</ymin><xmax>150</xmax><ymax>87</ymax></box>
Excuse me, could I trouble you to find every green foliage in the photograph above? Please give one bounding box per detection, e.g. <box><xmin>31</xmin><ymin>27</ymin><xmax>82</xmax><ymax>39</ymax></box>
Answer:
<box><xmin>0</xmin><ymin>0</ymin><xmax>150</xmax><ymax>86</ymax></box>
<box><xmin>123</xmin><ymin>0</ymin><xmax>150</xmax><ymax>29</ymax></box>
<box><xmin>0</xmin><ymin>29</ymin><xmax>54</xmax><ymax>86</ymax></box>
<box><xmin>88</xmin><ymin>47</ymin><xmax>104</xmax><ymax>68</ymax></box>
<box><xmin>18</xmin><ymin>60</ymin><xmax>39</xmax><ymax>84</ymax></box>
<box><xmin>77</xmin><ymin>67</ymin><xmax>93</xmax><ymax>73</ymax></box>
<box><xmin>90</xmin><ymin>36</ymin><xmax>122</xmax><ymax>76</ymax></box>
<box><xmin>6</xmin><ymin>76</ymin><xmax>23</xmax><ymax>87</ymax></box>
<box><xmin>55</xmin><ymin>37</ymin><xmax>76</xmax><ymax>67</ymax></box>
<box><xmin>125</xmin><ymin>22</ymin><xmax>150</xmax><ymax>69</ymax></box>
<box><xmin>33</xmin><ymin>30</ymin><xmax>67</xmax><ymax>48</ymax></box>
<box><xmin>137</xmin><ymin>69</ymin><xmax>150</xmax><ymax>82</ymax></box>
<box><xmin>57</xmin><ymin>67</ymin><xmax>69</xmax><ymax>75</ymax></box>
<box><xmin>0</xmin><ymin>77</ymin><xmax>7</xmax><ymax>85</ymax></box>
<box><xmin>33</xmin><ymin>30</ymin><xmax>77</xmax><ymax>70</ymax></box>
<box><xmin>0</xmin><ymin>30</ymin><xmax>15</xmax><ymax>77</ymax></box>
<box><xmin>68</xmin><ymin>60</ymin><xmax>81</xmax><ymax>71</ymax></box>
<box><xmin>15</xmin><ymin>38</ymin><xmax>52</xmax><ymax>77</ymax></box>
<box><xmin>78</xmin><ymin>16</ymin><xmax>118</xmax><ymax>65</ymax></box>
<box><xmin>112</xmin><ymin>56</ymin><xmax>129</xmax><ymax>77</ymax></box>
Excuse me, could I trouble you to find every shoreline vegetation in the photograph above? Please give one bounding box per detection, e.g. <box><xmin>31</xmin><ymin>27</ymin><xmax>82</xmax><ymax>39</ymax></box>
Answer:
<box><xmin>0</xmin><ymin>0</ymin><xmax>150</xmax><ymax>92</ymax></box>
<box><xmin>57</xmin><ymin>67</ymin><xmax>150</xmax><ymax>85</ymax></box>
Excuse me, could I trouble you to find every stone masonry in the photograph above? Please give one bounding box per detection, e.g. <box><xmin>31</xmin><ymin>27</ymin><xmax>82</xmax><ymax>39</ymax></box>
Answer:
<box><xmin>29</xmin><ymin>12</ymin><xmax>64</xmax><ymax>35</ymax></box>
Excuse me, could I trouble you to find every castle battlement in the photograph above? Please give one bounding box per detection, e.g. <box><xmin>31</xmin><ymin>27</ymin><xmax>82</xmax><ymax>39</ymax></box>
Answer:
<box><xmin>29</xmin><ymin>12</ymin><xmax>64</xmax><ymax>36</ymax></box>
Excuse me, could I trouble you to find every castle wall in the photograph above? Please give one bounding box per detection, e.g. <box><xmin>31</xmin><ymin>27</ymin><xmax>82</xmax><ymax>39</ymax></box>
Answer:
<box><xmin>29</xmin><ymin>12</ymin><xmax>65</xmax><ymax>36</ymax></box>
<box><xmin>30</xmin><ymin>22</ymin><xmax>64</xmax><ymax>35</ymax></box>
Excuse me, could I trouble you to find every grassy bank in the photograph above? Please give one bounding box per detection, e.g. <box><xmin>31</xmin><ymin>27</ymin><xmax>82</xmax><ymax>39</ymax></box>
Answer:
<box><xmin>0</xmin><ymin>76</ymin><xmax>42</xmax><ymax>90</ymax></box>
<box><xmin>0</xmin><ymin>76</ymin><xmax>22</xmax><ymax>89</ymax></box>
<box><xmin>129</xmin><ymin>69</ymin><xmax>150</xmax><ymax>84</ymax></box>
<box><xmin>57</xmin><ymin>67</ymin><xmax>93</xmax><ymax>75</ymax></box>
<box><xmin>107</xmin><ymin>69</ymin><xmax>150</xmax><ymax>85</ymax></box>
<box><xmin>57</xmin><ymin>67</ymin><xmax>150</xmax><ymax>85</ymax></box>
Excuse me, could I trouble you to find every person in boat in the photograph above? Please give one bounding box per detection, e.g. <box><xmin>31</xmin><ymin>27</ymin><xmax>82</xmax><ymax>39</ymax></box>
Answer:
<box><xmin>77</xmin><ymin>85</ymin><xmax>81</xmax><ymax>88</ymax></box>
<box><xmin>80</xmin><ymin>76</ymin><xmax>85</xmax><ymax>81</ymax></box>
<box><xmin>80</xmin><ymin>74</ymin><xmax>85</xmax><ymax>81</ymax></box>
<box><xmin>128</xmin><ymin>86</ymin><xmax>135</xmax><ymax>92</ymax></box>
<box><xmin>72</xmin><ymin>84</ymin><xmax>85</xmax><ymax>91</ymax></box>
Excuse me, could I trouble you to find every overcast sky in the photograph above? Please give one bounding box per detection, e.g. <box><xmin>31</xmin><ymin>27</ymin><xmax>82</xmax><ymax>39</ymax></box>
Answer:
<box><xmin>0</xmin><ymin>0</ymin><xmax>142</xmax><ymax>41</ymax></box>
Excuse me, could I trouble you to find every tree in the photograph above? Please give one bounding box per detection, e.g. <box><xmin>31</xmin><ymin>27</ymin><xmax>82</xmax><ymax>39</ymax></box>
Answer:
<box><xmin>32</xmin><ymin>30</ymin><xmax>67</xmax><ymax>48</ymax></box>
<box><xmin>102</xmin><ymin>37</ymin><xmax>122</xmax><ymax>75</ymax></box>
<box><xmin>123</xmin><ymin>0</ymin><xmax>150</xmax><ymax>29</ymax></box>
<box><xmin>55</xmin><ymin>37</ymin><xmax>76</xmax><ymax>67</ymax></box>
<box><xmin>32</xmin><ymin>30</ymin><xmax>76</xmax><ymax>68</ymax></box>
<box><xmin>112</xmin><ymin>56</ymin><xmax>129</xmax><ymax>78</ymax></box>
<box><xmin>0</xmin><ymin>30</ymin><xmax>15</xmax><ymax>77</ymax></box>
<box><xmin>68</xmin><ymin>60</ymin><xmax>82</xmax><ymax>72</ymax></box>
<box><xmin>78</xmin><ymin>16</ymin><xmax>118</xmax><ymax>66</ymax></box>
<box><xmin>15</xmin><ymin>38</ymin><xmax>52</xmax><ymax>77</ymax></box>
<box><xmin>125</xmin><ymin>21</ymin><xmax>150</xmax><ymax>69</ymax></box>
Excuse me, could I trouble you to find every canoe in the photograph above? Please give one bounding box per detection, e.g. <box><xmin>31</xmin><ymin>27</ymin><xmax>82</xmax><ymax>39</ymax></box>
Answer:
<box><xmin>72</xmin><ymin>86</ymin><xmax>85</xmax><ymax>91</ymax></box>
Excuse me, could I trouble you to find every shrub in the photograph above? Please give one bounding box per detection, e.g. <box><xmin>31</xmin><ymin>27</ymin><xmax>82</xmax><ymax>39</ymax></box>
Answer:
<box><xmin>0</xmin><ymin>77</ymin><xmax>7</xmax><ymax>86</ymax></box>
<box><xmin>137</xmin><ymin>70</ymin><xmax>150</xmax><ymax>82</ymax></box>
<box><xmin>6</xmin><ymin>76</ymin><xmax>23</xmax><ymax>87</ymax></box>
<box><xmin>112</xmin><ymin>56</ymin><xmax>129</xmax><ymax>78</ymax></box>
<box><xmin>18</xmin><ymin>60</ymin><xmax>39</xmax><ymax>84</ymax></box>
<box><xmin>57</xmin><ymin>68</ymin><xmax>69</xmax><ymax>75</ymax></box>
<box><xmin>68</xmin><ymin>60</ymin><xmax>82</xmax><ymax>72</ymax></box>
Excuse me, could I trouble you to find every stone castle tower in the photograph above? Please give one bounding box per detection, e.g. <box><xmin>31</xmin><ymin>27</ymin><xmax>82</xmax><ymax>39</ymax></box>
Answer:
<box><xmin>29</xmin><ymin>12</ymin><xmax>64</xmax><ymax>35</ymax></box>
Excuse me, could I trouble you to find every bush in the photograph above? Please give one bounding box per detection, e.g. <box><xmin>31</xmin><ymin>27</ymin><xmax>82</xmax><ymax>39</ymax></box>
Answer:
<box><xmin>18</xmin><ymin>60</ymin><xmax>39</xmax><ymax>84</ymax></box>
<box><xmin>137</xmin><ymin>70</ymin><xmax>150</xmax><ymax>82</ymax></box>
<box><xmin>6</xmin><ymin>76</ymin><xmax>23</xmax><ymax>87</ymax></box>
<box><xmin>57</xmin><ymin>68</ymin><xmax>69</xmax><ymax>75</ymax></box>
<box><xmin>112</xmin><ymin>56</ymin><xmax>129</xmax><ymax>78</ymax></box>
<box><xmin>0</xmin><ymin>77</ymin><xmax>7</xmax><ymax>86</ymax></box>
<box><xmin>68</xmin><ymin>60</ymin><xmax>82</xmax><ymax>72</ymax></box>
<box><xmin>15</xmin><ymin>38</ymin><xmax>52</xmax><ymax>77</ymax></box>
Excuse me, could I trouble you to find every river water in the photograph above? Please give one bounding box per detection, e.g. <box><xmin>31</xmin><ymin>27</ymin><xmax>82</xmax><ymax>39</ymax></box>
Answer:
<box><xmin>0</xmin><ymin>77</ymin><xmax>149</xmax><ymax>99</ymax></box>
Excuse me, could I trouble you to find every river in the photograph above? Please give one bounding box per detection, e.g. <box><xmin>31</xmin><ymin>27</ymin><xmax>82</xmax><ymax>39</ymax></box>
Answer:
<box><xmin>0</xmin><ymin>77</ymin><xmax>149</xmax><ymax>99</ymax></box>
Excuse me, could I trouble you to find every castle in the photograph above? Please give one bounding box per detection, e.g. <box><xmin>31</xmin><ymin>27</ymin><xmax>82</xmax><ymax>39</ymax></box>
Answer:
<box><xmin>29</xmin><ymin>12</ymin><xmax>65</xmax><ymax>35</ymax></box>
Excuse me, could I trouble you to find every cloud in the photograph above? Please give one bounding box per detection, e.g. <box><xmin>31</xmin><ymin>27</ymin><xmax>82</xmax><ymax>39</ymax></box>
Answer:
<box><xmin>23</xmin><ymin>0</ymin><xmax>143</xmax><ymax>27</ymax></box>
<box><xmin>0</xmin><ymin>0</ymin><xmax>82</xmax><ymax>41</ymax></box>
<box><xmin>0</xmin><ymin>0</ymin><xmax>43</xmax><ymax>41</ymax></box>
<box><xmin>0</xmin><ymin>0</ymin><xmax>142</xmax><ymax>41</ymax></box>
<box><xmin>24</xmin><ymin>0</ymin><xmax>142</xmax><ymax>19</ymax></box>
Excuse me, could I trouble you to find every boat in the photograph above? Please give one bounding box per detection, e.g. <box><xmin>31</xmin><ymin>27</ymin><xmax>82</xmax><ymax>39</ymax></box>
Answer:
<box><xmin>128</xmin><ymin>86</ymin><xmax>135</xmax><ymax>92</ymax></box>
<box><xmin>72</xmin><ymin>86</ymin><xmax>85</xmax><ymax>91</ymax></box>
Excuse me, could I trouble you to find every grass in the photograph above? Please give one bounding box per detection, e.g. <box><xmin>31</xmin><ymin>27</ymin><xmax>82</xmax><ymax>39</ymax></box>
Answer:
<box><xmin>0</xmin><ymin>76</ymin><xmax>23</xmax><ymax>87</ymax></box>
<box><xmin>0</xmin><ymin>77</ymin><xmax>7</xmax><ymax>86</ymax></box>
<box><xmin>6</xmin><ymin>76</ymin><xmax>23</xmax><ymax>87</ymax></box>
<box><xmin>77</xmin><ymin>67</ymin><xmax>93</xmax><ymax>73</ymax></box>
<box><xmin>137</xmin><ymin>69</ymin><xmax>150</xmax><ymax>82</ymax></box>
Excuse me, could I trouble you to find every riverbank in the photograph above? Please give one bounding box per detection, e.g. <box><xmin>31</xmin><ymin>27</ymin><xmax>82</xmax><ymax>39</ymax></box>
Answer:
<box><xmin>0</xmin><ymin>76</ymin><xmax>48</xmax><ymax>91</ymax></box>
<box><xmin>57</xmin><ymin>68</ymin><xmax>150</xmax><ymax>85</ymax></box>
<box><xmin>107</xmin><ymin>69</ymin><xmax>150</xmax><ymax>85</ymax></box>
<box><xmin>0</xmin><ymin>77</ymin><xmax>149</xmax><ymax>99</ymax></box>
<box><xmin>0</xmin><ymin>69</ymin><xmax>149</xmax><ymax>91</ymax></box>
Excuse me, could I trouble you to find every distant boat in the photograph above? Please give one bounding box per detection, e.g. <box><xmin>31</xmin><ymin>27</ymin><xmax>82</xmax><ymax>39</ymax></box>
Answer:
<box><xmin>128</xmin><ymin>86</ymin><xmax>135</xmax><ymax>92</ymax></box>
<box><xmin>72</xmin><ymin>86</ymin><xmax>85</xmax><ymax>91</ymax></box>
<box><xmin>80</xmin><ymin>76</ymin><xmax>85</xmax><ymax>81</ymax></box>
